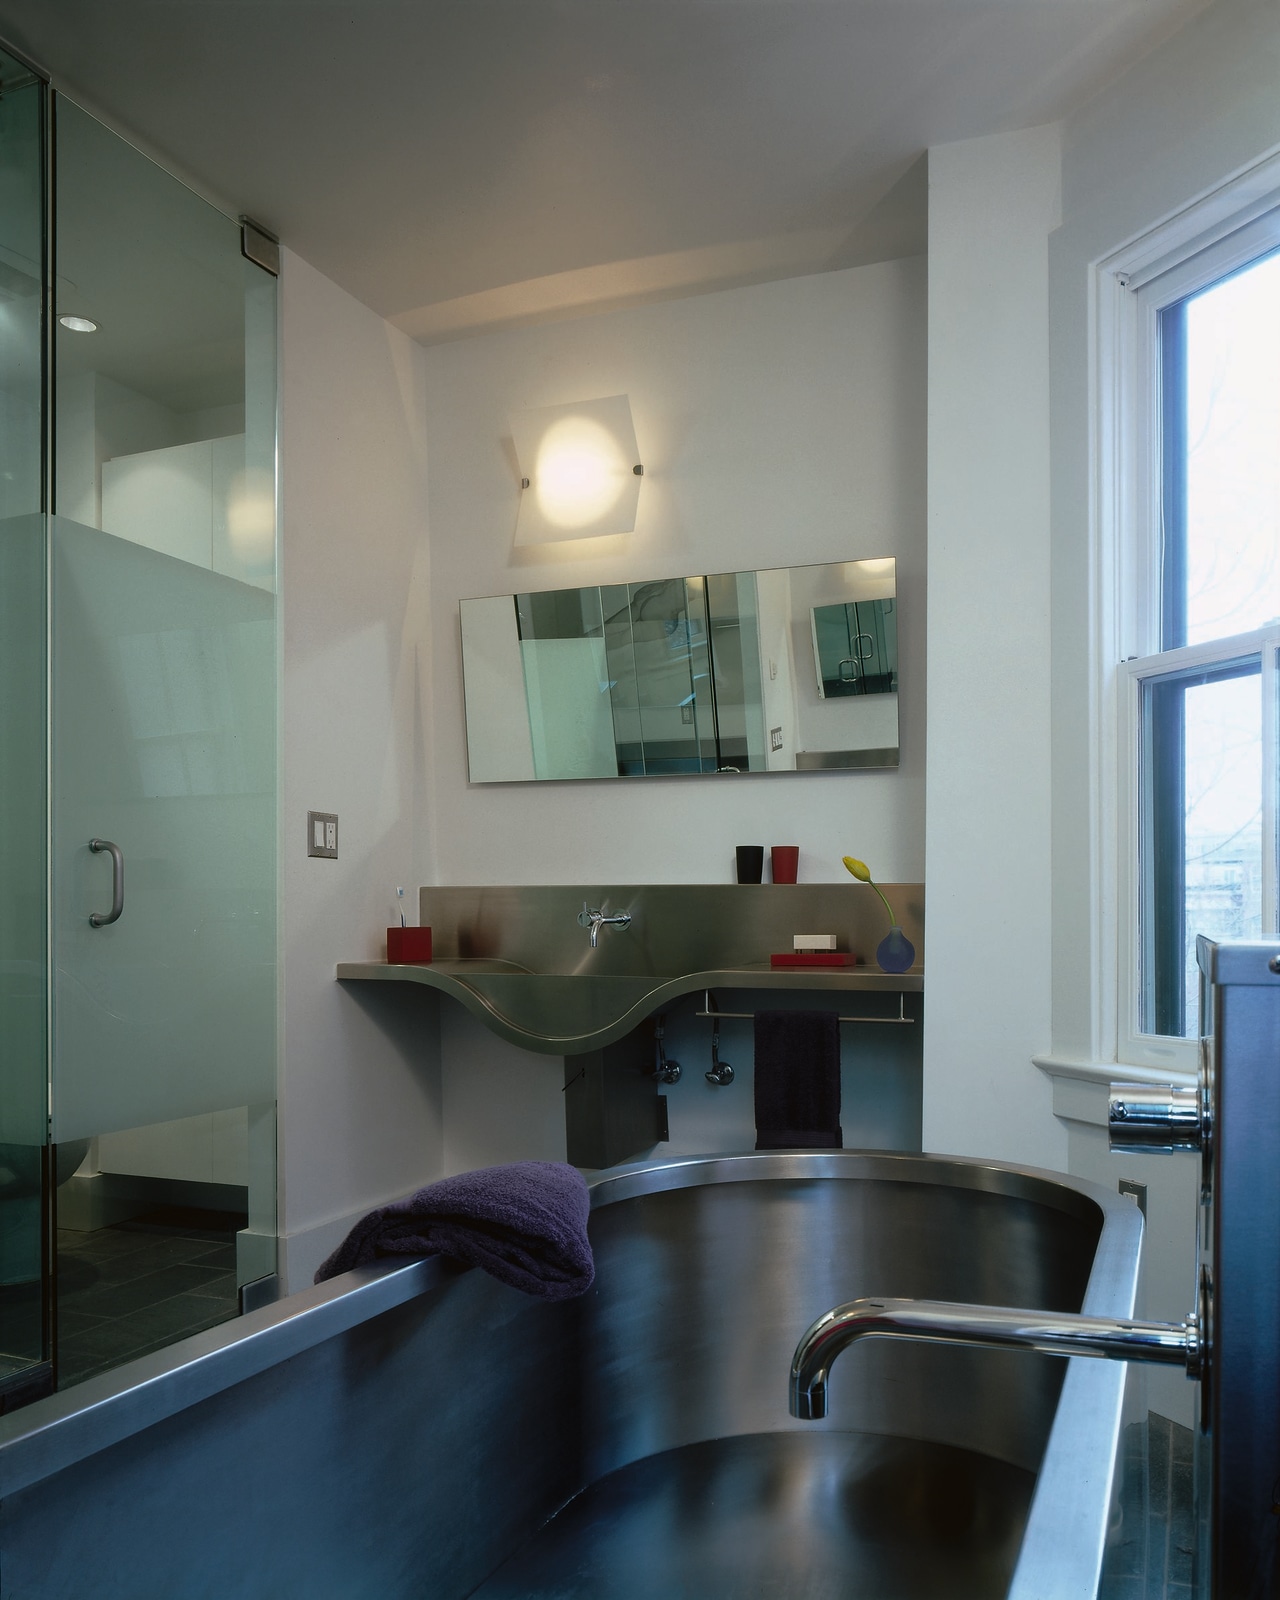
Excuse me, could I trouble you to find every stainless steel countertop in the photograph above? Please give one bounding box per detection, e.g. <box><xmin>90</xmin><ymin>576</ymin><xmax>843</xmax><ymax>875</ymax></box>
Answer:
<box><xmin>336</xmin><ymin>959</ymin><xmax>923</xmax><ymax>1053</ymax></box>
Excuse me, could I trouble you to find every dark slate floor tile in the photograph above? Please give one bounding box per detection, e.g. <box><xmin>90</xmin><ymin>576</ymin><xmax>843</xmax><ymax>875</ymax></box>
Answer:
<box><xmin>187</xmin><ymin>1272</ymin><xmax>238</xmax><ymax>1302</ymax></box>
<box><xmin>55</xmin><ymin>1212</ymin><xmax>241</xmax><ymax>1388</ymax></box>
<box><xmin>57</xmin><ymin>1228</ymin><xmax>147</xmax><ymax>1260</ymax></box>
<box><xmin>195</xmin><ymin>1243</ymin><xmax>238</xmax><ymax>1270</ymax></box>
<box><xmin>61</xmin><ymin>1262</ymin><xmax>228</xmax><ymax>1321</ymax></box>
<box><xmin>57</xmin><ymin>1307</ymin><xmax>108</xmax><ymax>1335</ymax></box>
<box><xmin>57</xmin><ymin>1241</ymin><xmax>181</xmax><ymax>1296</ymax></box>
<box><xmin>124</xmin><ymin>1293</ymin><xmax>234</xmax><ymax>1347</ymax></box>
<box><xmin>104</xmin><ymin>1235</ymin><xmax>223</xmax><ymax>1274</ymax></box>
<box><xmin>57</xmin><ymin>1320</ymin><xmax>159</xmax><ymax>1384</ymax></box>
<box><xmin>0</xmin><ymin>1284</ymin><xmax>43</xmax><ymax>1368</ymax></box>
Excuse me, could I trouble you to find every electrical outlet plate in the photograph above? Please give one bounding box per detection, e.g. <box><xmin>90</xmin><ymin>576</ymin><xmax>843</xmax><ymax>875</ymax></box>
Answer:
<box><xmin>308</xmin><ymin>811</ymin><xmax>338</xmax><ymax>859</ymax></box>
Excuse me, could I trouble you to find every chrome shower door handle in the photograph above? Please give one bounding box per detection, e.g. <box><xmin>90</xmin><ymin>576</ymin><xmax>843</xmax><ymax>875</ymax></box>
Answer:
<box><xmin>88</xmin><ymin>838</ymin><xmax>124</xmax><ymax>926</ymax></box>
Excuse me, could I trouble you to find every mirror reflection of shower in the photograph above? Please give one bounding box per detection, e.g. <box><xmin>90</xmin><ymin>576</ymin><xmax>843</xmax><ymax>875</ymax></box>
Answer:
<box><xmin>460</xmin><ymin>558</ymin><xmax>898</xmax><ymax>783</ymax></box>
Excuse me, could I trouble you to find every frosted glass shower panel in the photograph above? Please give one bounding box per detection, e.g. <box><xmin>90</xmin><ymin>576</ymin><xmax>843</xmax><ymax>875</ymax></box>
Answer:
<box><xmin>0</xmin><ymin>56</ymin><xmax>46</xmax><ymax>1148</ymax></box>
<box><xmin>50</xmin><ymin>518</ymin><xmax>276</xmax><ymax>1142</ymax></box>
<box><xmin>50</xmin><ymin>98</ymin><xmax>278</xmax><ymax>1152</ymax></box>
<box><xmin>0</xmin><ymin>48</ymin><xmax>47</xmax><ymax>1378</ymax></box>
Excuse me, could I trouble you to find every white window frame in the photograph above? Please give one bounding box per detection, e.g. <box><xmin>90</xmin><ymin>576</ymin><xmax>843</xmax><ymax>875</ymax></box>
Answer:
<box><xmin>1093</xmin><ymin>149</ymin><xmax>1280</xmax><ymax>1076</ymax></box>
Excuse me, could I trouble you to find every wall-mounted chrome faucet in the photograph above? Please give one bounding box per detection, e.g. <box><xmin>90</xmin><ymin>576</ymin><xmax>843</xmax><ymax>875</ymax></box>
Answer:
<box><xmin>577</xmin><ymin>902</ymin><xmax>633</xmax><ymax>949</ymax></box>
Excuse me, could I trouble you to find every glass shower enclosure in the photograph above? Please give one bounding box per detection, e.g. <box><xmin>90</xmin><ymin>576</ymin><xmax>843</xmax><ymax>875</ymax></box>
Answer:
<box><xmin>0</xmin><ymin>48</ymin><xmax>278</xmax><ymax>1405</ymax></box>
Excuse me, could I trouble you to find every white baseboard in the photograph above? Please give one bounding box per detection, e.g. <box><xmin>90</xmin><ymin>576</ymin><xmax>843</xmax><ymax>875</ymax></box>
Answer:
<box><xmin>277</xmin><ymin>1201</ymin><xmax>388</xmax><ymax>1295</ymax></box>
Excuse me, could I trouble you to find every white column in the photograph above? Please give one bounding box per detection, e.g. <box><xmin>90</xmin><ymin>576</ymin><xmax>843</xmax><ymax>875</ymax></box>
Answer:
<box><xmin>924</xmin><ymin>125</ymin><xmax>1064</xmax><ymax>1168</ymax></box>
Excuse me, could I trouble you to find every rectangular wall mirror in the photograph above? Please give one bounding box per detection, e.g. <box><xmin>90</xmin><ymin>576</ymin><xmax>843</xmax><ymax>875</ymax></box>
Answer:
<box><xmin>460</xmin><ymin>558</ymin><xmax>898</xmax><ymax>782</ymax></box>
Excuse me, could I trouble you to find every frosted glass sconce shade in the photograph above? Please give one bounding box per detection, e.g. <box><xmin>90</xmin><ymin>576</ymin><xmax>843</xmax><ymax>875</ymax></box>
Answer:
<box><xmin>511</xmin><ymin>393</ymin><xmax>643</xmax><ymax>544</ymax></box>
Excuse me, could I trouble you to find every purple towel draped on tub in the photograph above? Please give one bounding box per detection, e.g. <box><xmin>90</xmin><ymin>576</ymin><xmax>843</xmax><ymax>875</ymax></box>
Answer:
<box><xmin>313</xmin><ymin>1160</ymin><xmax>594</xmax><ymax>1300</ymax></box>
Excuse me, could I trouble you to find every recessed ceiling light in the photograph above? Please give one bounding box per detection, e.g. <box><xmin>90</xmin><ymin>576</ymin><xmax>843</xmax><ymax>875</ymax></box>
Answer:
<box><xmin>59</xmin><ymin>315</ymin><xmax>98</xmax><ymax>333</ymax></box>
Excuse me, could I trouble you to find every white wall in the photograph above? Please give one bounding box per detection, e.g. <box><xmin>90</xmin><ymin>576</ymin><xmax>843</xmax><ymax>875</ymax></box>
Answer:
<box><xmin>277</xmin><ymin>249</ymin><xmax>441</xmax><ymax>1290</ymax></box>
<box><xmin>421</xmin><ymin>260</ymin><xmax>927</xmax><ymax>889</ymax></box>
<box><xmin>923</xmin><ymin>125</ymin><xmax>1065</xmax><ymax>1170</ymax></box>
<box><xmin>1044</xmin><ymin>0</ymin><xmax>1280</xmax><ymax>1423</ymax></box>
<box><xmin>1049</xmin><ymin>0</ymin><xmax>1280</xmax><ymax>1066</ymax></box>
<box><xmin>439</xmin><ymin>1010</ymin><xmax>566</xmax><ymax>1177</ymax></box>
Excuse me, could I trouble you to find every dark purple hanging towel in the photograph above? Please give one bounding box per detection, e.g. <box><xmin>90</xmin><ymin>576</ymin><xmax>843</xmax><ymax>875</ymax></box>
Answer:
<box><xmin>753</xmin><ymin>1010</ymin><xmax>843</xmax><ymax>1150</ymax></box>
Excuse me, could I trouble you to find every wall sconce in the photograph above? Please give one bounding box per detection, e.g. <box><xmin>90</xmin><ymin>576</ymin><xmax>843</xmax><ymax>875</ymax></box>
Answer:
<box><xmin>511</xmin><ymin>393</ymin><xmax>643</xmax><ymax>545</ymax></box>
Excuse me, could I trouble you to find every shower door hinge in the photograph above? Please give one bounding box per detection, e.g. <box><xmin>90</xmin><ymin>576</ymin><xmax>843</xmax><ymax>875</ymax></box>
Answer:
<box><xmin>240</xmin><ymin>218</ymin><xmax>280</xmax><ymax>277</ymax></box>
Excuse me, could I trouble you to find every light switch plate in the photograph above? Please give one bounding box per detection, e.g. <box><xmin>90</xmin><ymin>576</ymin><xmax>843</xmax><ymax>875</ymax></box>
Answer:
<box><xmin>308</xmin><ymin>811</ymin><xmax>338</xmax><ymax>859</ymax></box>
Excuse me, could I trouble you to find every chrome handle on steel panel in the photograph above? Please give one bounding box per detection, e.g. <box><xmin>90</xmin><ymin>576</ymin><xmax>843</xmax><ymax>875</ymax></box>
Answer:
<box><xmin>1108</xmin><ymin>1083</ymin><xmax>1204</xmax><ymax>1153</ymax></box>
<box><xmin>88</xmin><ymin>838</ymin><xmax>124</xmax><ymax>927</ymax></box>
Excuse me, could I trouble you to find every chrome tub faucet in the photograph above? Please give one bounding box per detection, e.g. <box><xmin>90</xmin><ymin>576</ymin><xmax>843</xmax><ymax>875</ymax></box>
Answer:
<box><xmin>789</xmin><ymin>1296</ymin><xmax>1200</xmax><ymax>1421</ymax></box>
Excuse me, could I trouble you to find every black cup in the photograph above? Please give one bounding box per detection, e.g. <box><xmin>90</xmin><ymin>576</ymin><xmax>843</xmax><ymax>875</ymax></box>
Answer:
<box><xmin>735</xmin><ymin>845</ymin><xmax>764</xmax><ymax>884</ymax></box>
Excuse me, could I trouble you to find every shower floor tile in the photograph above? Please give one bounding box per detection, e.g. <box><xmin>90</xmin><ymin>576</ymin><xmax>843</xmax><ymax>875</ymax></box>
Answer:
<box><xmin>55</xmin><ymin>1207</ymin><xmax>243</xmax><ymax>1389</ymax></box>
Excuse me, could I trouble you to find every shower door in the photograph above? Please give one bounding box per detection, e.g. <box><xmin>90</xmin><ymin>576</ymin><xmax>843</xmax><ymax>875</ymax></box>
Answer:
<box><xmin>0</xmin><ymin>43</ymin><xmax>51</xmax><ymax>1403</ymax></box>
<box><xmin>48</xmin><ymin>100</ymin><xmax>278</xmax><ymax>1385</ymax></box>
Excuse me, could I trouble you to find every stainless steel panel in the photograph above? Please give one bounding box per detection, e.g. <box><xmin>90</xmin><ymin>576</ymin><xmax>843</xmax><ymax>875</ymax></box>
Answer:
<box><xmin>419</xmin><ymin>882</ymin><xmax>924</xmax><ymax>977</ymax></box>
<box><xmin>0</xmin><ymin>1266</ymin><xmax>582</xmax><ymax>1600</ymax></box>
<box><xmin>1196</xmin><ymin>937</ymin><xmax>1280</xmax><ymax>1596</ymax></box>
<box><xmin>0</xmin><ymin>1258</ymin><xmax>448</xmax><ymax>1499</ymax></box>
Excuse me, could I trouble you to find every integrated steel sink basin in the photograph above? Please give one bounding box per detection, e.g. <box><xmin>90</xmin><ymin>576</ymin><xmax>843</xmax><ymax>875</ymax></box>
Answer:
<box><xmin>445</xmin><ymin>970</ymin><xmax>669</xmax><ymax>1047</ymax></box>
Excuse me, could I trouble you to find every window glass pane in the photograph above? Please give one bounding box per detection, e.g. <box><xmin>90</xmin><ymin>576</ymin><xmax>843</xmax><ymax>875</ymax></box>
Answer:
<box><xmin>1142</xmin><ymin>659</ymin><xmax>1262</xmax><ymax>1036</ymax></box>
<box><xmin>1179</xmin><ymin>250</ymin><xmax>1280</xmax><ymax>646</ymax></box>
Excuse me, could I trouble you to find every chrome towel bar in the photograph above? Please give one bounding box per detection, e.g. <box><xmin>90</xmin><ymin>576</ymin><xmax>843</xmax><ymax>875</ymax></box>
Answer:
<box><xmin>696</xmin><ymin>990</ymin><xmax>913</xmax><ymax>1025</ymax></box>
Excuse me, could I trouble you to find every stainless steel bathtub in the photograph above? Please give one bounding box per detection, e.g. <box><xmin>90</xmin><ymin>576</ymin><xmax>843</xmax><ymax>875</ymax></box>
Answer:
<box><xmin>0</xmin><ymin>1150</ymin><xmax>1141</xmax><ymax>1599</ymax></box>
<box><xmin>469</xmin><ymin>1150</ymin><xmax>1140</xmax><ymax>1598</ymax></box>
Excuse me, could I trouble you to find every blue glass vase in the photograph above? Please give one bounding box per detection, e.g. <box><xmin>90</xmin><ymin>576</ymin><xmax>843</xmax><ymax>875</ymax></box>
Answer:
<box><xmin>876</xmin><ymin>925</ymin><xmax>915</xmax><ymax>974</ymax></box>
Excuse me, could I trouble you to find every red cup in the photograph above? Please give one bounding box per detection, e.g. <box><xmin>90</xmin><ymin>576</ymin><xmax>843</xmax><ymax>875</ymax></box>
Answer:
<box><xmin>387</xmin><ymin>926</ymin><xmax>432</xmax><ymax>964</ymax></box>
<box><xmin>770</xmin><ymin>846</ymin><xmax>799</xmax><ymax>884</ymax></box>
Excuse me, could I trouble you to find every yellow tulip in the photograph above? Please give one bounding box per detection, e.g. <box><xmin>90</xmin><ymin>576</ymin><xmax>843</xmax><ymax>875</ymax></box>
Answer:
<box><xmin>842</xmin><ymin>854</ymin><xmax>897</xmax><ymax>925</ymax></box>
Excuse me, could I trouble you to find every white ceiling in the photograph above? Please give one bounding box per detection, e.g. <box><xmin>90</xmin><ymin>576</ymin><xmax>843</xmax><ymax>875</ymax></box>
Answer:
<box><xmin>2</xmin><ymin>0</ymin><xmax>1211</xmax><ymax>342</ymax></box>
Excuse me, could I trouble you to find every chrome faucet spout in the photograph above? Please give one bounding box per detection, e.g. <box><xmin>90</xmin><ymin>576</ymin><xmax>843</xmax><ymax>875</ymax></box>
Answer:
<box><xmin>577</xmin><ymin>903</ymin><xmax>633</xmax><ymax>948</ymax></box>
<box><xmin>789</xmin><ymin>1296</ymin><xmax>1200</xmax><ymax>1421</ymax></box>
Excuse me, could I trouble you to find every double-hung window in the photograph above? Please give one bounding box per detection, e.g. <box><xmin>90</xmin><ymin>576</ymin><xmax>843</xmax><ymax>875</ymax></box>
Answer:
<box><xmin>1121</xmin><ymin>228</ymin><xmax>1280</xmax><ymax>1061</ymax></box>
